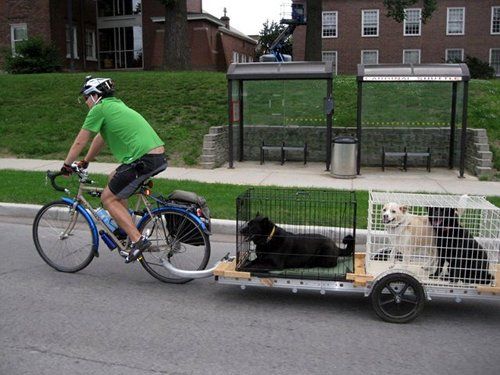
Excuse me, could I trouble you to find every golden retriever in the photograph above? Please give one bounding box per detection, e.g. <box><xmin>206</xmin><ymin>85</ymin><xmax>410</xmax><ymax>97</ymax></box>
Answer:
<box><xmin>382</xmin><ymin>202</ymin><xmax>438</xmax><ymax>274</ymax></box>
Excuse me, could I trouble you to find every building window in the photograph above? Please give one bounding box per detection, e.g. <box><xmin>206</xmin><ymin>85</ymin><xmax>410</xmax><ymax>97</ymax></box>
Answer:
<box><xmin>446</xmin><ymin>49</ymin><xmax>464</xmax><ymax>62</ymax></box>
<box><xmin>99</xmin><ymin>26</ymin><xmax>143</xmax><ymax>69</ymax></box>
<box><xmin>66</xmin><ymin>25</ymin><xmax>79</xmax><ymax>59</ymax></box>
<box><xmin>404</xmin><ymin>9</ymin><xmax>421</xmax><ymax>36</ymax></box>
<box><xmin>362</xmin><ymin>10</ymin><xmax>379</xmax><ymax>37</ymax></box>
<box><xmin>322</xmin><ymin>51</ymin><xmax>337</xmax><ymax>74</ymax></box>
<box><xmin>492</xmin><ymin>7</ymin><xmax>500</xmax><ymax>34</ymax></box>
<box><xmin>232</xmin><ymin>51</ymin><xmax>239</xmax><ymax>63</ymax></box>
<box><xmin>85</xmin><ymin>30</ymin><xmax>97</xmax><ymax>61</ymax></box>
<box><xmin>361</xmin><ymin>50</ymin><xmax>378</xmax><ymax>64</ymax></box>
<box><xmin>403</xmin><ymin>49</ymin><xmax>421</xmax><ymax>64</ymax></box>
<box><xmin>447</xmin><ymin>8</ymin><xmax>465</xmax><ymax>35</ymax></box>
<box><xmin>490</xmin><ymin>49</ymin><xmax>500</xmax><ymax>76</ymax></box>
<box><xmin>322</xmin><ymin>11</ymin><xmax>338</xmax><ymax>38</ymax></box>
<box><xmin>98</xmin><ymin>0</ymin><xmax>142</xmax><ymax>17</ymax></box>
<box><xmin>10</xmin><ymin>23</ymin><xmax>28</xmax><ymax>54</ymax></box>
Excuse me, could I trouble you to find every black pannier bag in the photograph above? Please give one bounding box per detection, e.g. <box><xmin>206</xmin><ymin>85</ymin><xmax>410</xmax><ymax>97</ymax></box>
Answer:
<box><xmin>164</xmin><ymin>190</ymin><xmax>211</xmax><ymax>245</ymax></box>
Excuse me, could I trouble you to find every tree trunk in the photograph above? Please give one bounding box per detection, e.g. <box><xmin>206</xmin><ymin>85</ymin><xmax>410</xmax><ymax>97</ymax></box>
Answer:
<box><xmin>304</xmin><ymin>0</ymin><xmax>322</xmax><ymax>61</ymax></box>
<box><xmin>163</xmin><ymin>0</ymin><xmax>191</xmax><ymax>70</ymax></box>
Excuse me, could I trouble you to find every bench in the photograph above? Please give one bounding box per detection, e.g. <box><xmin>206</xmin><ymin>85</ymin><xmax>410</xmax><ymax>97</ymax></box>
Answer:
<box><xmin>261</xmin><ymin>141</ymin><xmax>307</xmax><ymax>165</ymax></box>
<box><xmin>382</xmin><ymin>147</ymin><xmax>431</xmax><ymax>172</ymax></box>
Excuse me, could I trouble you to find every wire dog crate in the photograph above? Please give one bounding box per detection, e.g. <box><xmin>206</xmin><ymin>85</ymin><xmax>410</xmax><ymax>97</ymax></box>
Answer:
<box><xmin>236</xmin><ymin>187</ymin><xmax>357</xmax><ymax>280</ymax></box>
<box><xmin>367</xmin><ymin>191</ymin><xmax>500</xmax><ymax>288</ymax></box>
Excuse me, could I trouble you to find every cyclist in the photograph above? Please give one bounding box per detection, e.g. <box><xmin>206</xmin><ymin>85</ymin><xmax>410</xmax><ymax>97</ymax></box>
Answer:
<box><xmin>61</xmin><ymin>76</ymin><xmax>167</xmax><ymax>263</ymax></box>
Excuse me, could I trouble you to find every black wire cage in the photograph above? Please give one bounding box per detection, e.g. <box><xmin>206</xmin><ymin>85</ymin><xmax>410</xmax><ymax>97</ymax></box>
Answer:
<box><xmin>236</xmin><ymin>187</ymin><xmax>357</xmax><ymax>280</ymax></box>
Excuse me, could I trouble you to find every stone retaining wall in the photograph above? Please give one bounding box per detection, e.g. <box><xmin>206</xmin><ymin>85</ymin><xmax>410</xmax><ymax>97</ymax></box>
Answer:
<box><xmin>200</xmin><ymin>126</ymin><xmax>492</xmax><ymax>176</ymax></box>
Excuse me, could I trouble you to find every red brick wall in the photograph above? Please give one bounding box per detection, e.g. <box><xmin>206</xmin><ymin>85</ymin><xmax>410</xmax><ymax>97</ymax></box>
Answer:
<box><xmin>187</xmin><ymin>0</ymin><xmax>202</xmax><ymax>13</ymax></box>
<box><xmin>293</xmin><ymin>0</ymin><xmax>500</xmax><ymax>74</ymax></box>
<box><xmin>0</xmin><ymin>0</ymin><xmax>97</xmax><ymax>71</ymax></box>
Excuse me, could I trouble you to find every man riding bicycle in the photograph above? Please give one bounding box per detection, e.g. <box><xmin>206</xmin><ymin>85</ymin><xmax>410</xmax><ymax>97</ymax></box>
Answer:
<box><xmin>62</xmin><ymin>76</ymin><xmax>167</xmax><ymax>263</ymax></box>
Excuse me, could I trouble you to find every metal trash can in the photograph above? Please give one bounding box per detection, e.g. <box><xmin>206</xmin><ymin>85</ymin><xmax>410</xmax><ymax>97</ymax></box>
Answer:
<box><xmin>331</xmin><ymin>136</ymin><xmax>357</xmax><ymax>178</ymax></box>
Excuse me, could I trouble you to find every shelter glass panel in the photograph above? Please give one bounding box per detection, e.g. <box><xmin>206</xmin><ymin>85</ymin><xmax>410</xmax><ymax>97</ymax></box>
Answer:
<box><xmin>360</xmin><ymin>82</ymin><xmax>464</xmax><ymax>128</ymax></box>
<box><xmin>242</xmin><ymin>80</ymin><xmax>326</xmax><ymax>127</ymax></box>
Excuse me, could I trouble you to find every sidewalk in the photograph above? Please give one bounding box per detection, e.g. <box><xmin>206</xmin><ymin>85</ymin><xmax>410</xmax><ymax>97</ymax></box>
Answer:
<box><xmin>0</xmin><ymin>157</ymin><xmax>499</xmax><ymax>195</ymax></box>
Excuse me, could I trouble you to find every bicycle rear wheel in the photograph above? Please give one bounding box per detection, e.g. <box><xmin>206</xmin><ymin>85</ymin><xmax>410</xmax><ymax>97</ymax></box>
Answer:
<box><xmin>33</xmin><ymin>200</ymin><xmax>96</xmax><ymax>273</ymax></box>
<box><xmin>138</xmin><ymin>208</ymin><xmax>211</xmax><ymax>284</ymax></box>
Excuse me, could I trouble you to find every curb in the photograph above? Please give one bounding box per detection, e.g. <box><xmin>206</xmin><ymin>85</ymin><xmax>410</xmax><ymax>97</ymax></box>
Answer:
<box><xmin>0</xmin><ymin>202</ymin><xmax>367</xmax><ymax>243</ymax></box>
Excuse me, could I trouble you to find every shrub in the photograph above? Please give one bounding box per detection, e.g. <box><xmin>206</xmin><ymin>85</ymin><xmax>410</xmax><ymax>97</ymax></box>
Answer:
<box><xmin>464</xmin><ymin>56</ymin><xmax>496</xmax><ymax>79</ymax></box>
<box><xmin>3</xmin><ymin>37</ymin><xmax>62</xmax><ymax>74</ymax></box>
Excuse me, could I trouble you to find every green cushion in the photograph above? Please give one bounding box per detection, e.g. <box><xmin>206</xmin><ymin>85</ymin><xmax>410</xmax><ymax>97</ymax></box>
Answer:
<box><xmin>269</xmin><ymin>256</ymin><xmax>353</xmax><ymax>278</ymax></box>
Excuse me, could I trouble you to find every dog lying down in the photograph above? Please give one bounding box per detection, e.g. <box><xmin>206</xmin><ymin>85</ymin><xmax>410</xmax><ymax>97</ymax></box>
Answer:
<box><xmin>239</xmin><ymin>215</ymin><xmax>355</xmax><ymax>270</ymax></box>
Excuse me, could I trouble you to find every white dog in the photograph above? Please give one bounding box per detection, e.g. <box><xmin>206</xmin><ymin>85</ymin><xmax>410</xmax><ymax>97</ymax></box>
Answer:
<box><xmin>382</xmin><ymin>202</ymin><xmax>438</xmax><ymax>273</ymax></box>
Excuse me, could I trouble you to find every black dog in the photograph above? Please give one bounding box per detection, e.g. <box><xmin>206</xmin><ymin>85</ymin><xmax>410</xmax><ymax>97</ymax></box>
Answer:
<box><xmin>239</xmin><ymin>215</ymin><xmax>355</xmax><ymax>270</ymax></box>
<box><xmin>427</xmin><ymin>206</ymin><xmax>492</xmax><ymax>284</ymax></box>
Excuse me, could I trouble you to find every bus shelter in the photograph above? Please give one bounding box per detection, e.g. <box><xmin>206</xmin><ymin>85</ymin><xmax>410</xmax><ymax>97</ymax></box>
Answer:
<box><xmin>226</xmin><ymin>62</ymin><xmax>335</xmax><ymax>170</ymax></box>
<box><xmin>356</xmin><ymin>63</ymin><xmax>470</xmax><ymax>177</ymax></box>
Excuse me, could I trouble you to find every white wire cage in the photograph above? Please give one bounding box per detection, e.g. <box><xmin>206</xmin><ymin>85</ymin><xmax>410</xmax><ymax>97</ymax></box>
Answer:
<box><xmin>367</xmin><ymin>191</ymin><xmax>500</xmax><ymax>288</ymax></box>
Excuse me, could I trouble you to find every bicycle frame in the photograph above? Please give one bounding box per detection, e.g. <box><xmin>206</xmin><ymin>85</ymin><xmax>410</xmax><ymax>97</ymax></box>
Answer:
<box><xmin>53</xmin><ymin>172</ymin><xmax>210</xmax><ymax>257</ymax></box>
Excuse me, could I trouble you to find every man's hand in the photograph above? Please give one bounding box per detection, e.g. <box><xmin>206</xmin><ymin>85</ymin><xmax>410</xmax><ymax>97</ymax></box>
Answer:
<box><xmin>60</xmin><ymin>163</ymin><xmax>74</xmax><ymax>176</ymax></box>
<box><xmin>77</xmin><ymin>159</ymin><xmax>89</xmax><ymax>170</ymax></box>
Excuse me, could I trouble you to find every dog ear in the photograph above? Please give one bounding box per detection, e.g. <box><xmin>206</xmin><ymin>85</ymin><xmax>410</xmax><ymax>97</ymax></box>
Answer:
<box><xmin>400</xmin><ymin>205</ymin><xmax>408</xmax><ymax>213</ymax></box>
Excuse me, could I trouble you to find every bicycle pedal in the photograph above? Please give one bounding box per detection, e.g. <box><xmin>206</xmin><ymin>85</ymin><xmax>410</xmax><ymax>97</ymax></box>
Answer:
<box><xmin>119</xmin><ymin>250</ymin><xmax>129</xmax><ymax>258</ymax></box>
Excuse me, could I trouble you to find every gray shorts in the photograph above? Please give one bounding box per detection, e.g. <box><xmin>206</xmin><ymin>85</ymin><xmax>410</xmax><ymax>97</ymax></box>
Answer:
<box><xmin>108</xmin><ymin>154</ymin><xmax>167</xmax><ymax>199</ymax></box>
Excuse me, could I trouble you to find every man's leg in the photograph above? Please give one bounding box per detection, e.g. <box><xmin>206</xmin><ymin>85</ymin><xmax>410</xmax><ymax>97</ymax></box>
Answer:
<box><xmin>101</xmin><ymin>187</ymin><xmax>141</xmax><ymax>243</ymax></box>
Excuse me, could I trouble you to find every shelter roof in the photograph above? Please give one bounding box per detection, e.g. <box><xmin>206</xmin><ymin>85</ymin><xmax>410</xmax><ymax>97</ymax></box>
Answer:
<box><xmin>227</xmin><ymin>62</ymin><xmax>334</xmax><ymax>80</ymax></box>
<box><xmin>357</xmin><ymin>63</ymin><xmax>470</xmax><ymax>82</ymax></box>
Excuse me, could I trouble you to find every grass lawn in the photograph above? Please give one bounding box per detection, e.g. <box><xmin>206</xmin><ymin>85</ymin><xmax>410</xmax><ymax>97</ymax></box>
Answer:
<box><xmin>1</xmin><ymin>170</ymin><xmax>499</xmax><ymax>230</ymax></box>
<box><xmin>0</xmin><ymin>72</ymin><xmax>498</xmax><ymax>171</ymax></box>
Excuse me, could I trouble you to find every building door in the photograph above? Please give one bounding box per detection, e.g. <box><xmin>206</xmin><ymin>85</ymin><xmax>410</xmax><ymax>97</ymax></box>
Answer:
<box><xmin>97</xmin><ymin>0</ymin><xmax>143</xmax><ymax>69</ymax></box>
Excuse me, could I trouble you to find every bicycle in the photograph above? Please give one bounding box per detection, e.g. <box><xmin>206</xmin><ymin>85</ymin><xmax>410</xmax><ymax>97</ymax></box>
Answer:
<box><xmin>32</xmin><ymin>164</ymin><xmax>212</xmax><ymax>284</ymax></box>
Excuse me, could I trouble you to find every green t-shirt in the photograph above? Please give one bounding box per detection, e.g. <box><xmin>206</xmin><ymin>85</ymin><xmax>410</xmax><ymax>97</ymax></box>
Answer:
<box><xmin>82</xmin><ymin>97</ymin><xmax>164</xmax><ymax>164</ymax></box>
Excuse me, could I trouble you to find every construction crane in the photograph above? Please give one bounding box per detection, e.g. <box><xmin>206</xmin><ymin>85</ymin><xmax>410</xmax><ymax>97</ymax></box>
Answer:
<box><xmin>259</xmin><ymin>3</ymin><xmax>306</xmax><ymax>62</ymax></box>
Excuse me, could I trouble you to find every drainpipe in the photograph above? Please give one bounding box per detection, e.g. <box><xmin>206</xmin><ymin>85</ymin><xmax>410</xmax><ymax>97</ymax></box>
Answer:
<box><xmin>67</xmin><ymin>0</ymin><xmax>75</xmax><ymax>71</ymax></box>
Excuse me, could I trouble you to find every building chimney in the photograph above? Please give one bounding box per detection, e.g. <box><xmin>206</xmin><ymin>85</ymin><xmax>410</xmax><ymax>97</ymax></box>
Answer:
<box><xmin>221</xmin><ymin>7</ymin><xmax>230</xmax><ymax>28</ymax></box>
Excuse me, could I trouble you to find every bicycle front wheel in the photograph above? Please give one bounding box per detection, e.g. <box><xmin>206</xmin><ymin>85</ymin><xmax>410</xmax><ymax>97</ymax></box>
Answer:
<box><xmin>138</xmin><ymin>208</ymin><xmax>211</xmax><ymax>284</ymax></box>
<box><xmin>33</xmin><ymin>200</ymin><xmax>96</xmax><ymax>273</ymax></box>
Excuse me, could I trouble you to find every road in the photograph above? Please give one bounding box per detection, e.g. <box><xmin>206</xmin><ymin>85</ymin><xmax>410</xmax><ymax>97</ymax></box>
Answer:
<box><xmin>1</xmin><ymin>218</ymin><xmax>499</xmax><ymax>375</ymax></box>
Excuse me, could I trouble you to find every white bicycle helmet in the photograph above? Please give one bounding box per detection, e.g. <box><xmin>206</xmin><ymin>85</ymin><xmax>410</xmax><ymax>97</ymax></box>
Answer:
<box><xmin>81</xmin><ymin>75</ymin><xmax>115</xmax><ymax>97</ymax></box>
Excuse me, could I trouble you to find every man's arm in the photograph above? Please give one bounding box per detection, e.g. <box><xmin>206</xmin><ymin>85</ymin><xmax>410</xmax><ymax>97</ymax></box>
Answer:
<box><xmin>64</xmin><ymin>129</ymin><xmax>93</xmax><ymax>165</ymax></box>
<box><xmin>84</xmin><ymin>133</ymin><xmax>106</xmax><ymax>162</ymax></box>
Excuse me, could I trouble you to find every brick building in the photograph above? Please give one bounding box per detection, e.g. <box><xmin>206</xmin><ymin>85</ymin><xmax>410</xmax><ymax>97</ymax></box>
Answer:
<box><xmin>292</xmin><ymin>0</ymin><xmax>500</xmax><ymax>75</ymax></box>
<box><xmin>0</xmin><ymin>0</ymin><xmax>257</xmax><ymax>71</ymax></box>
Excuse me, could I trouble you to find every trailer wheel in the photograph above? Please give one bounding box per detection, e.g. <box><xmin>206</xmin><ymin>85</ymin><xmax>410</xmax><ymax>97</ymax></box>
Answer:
<box><xmin>371</xmin><ymin>273</ymin><xmax>425</xmax><ymax>324</ymax></box>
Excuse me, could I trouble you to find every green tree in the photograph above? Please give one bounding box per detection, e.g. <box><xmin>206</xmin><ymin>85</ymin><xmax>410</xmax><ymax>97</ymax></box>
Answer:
<box><xmin>383</xmin><ymin>0</ymin><xmax>437</xmax><ymax>23</ymax></box>
<box><xmin>257</xmin><ymin>20</ymin><xmax>293</xmax><ymax>58</ymax></box>
<box><xmin>158</xmin><ymin>0</ymin><xmax>191</xmax><ymax>70</ymax></box>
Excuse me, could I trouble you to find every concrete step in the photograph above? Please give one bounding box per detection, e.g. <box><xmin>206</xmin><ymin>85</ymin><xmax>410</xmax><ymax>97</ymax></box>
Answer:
<box><xmin>473</xmin><ymin>157</ymin><xmax>493</xmax><ymax>168</ymax></box>
<box><xmin>474</xmin><ymin>166</ymin><xmax>493</xmax><ymax>178</ymax></box>
<box><xmin>477</xmin><ymin>150</ymin><xmax>493</xmax><ymax>161</ymax></box>
<box><xmin>474</xmin><ymin>143</ymin><xmax>491</xmax><ymax>152</ymax></box>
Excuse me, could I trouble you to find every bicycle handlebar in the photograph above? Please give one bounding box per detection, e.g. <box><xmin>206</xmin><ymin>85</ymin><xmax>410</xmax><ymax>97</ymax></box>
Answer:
<box><xmin>47</xmin><ymin>170</ymin><xmax>68</xmax><ymax>192</ymax></box>
<box><xmin>46</xmin><ymin>163</ymin><xmax>94</xmax><ymax>193</ymax></box>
